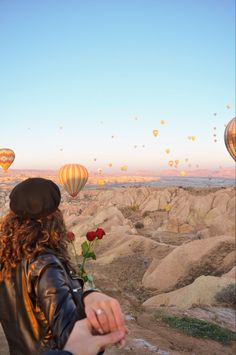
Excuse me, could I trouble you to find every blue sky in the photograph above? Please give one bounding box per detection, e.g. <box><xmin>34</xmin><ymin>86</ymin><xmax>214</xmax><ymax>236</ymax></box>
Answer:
<box><xmin>0</xmin><ymin>0</ymin><xmax>235</xmax><ymax>172</ymax></box>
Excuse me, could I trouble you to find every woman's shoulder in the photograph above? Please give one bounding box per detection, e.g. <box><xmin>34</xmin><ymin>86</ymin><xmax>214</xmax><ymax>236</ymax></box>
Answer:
<box><xmin>27</xmin><ymin>249</ymin><xmax>65</xmax><ymax>279</ymax></box>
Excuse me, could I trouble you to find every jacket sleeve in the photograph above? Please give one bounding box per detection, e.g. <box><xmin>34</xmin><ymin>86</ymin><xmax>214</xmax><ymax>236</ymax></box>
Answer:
<box><xmin>28</xmin><ymin>254</ymin><xmax>85</xmax><ymax>349</ymax></box>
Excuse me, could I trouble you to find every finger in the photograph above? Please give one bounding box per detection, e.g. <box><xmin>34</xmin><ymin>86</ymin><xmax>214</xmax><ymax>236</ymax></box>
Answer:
<box><xmin>110</xmin><ymin>300</ymin><xmax>126</xmax><ymax>331</ymax></box>
<box><xmin>93</xmin><ymin>308</ymin><xmax>110</xmax><ymax>334</ymax></box>
<box><xmin>96</xmin><ymin>330</ymin><xmax>125</xmax><ymax>349</ymax></box>
<box><xmin>118</xmin><ymin>338</ymin><xmax>126</xmax><ymax>348</ymax></box>
<box><xmin>99</xmin><ymin>302</ymin><xmax>117</xmax><ymax>333</ymax></box>
<box><xmin>85</xmin><ymin>308</ymin><xmax>104</xmax><ymax>334</ymax></box>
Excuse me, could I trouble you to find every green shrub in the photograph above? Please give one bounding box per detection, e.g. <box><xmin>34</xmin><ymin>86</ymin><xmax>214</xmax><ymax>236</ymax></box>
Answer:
<box><xmin>153</xmin><ymin>314</ymin><xmax>236</xmax><ymax>344</ymax></box>
<box><xmin>128</xmin><ymin>204</ymin><xmax>140</xmax><ymax>212</ymax></box>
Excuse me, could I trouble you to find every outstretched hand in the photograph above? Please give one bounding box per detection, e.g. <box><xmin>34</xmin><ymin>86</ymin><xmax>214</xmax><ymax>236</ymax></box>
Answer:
<box><xmin>63</xmin><ymin>318</ymin><xmax>126</xmax><ymax>355</ymax></box>
<box><xmin>83</xmin><ymin>292</ymin><xmax>129</xmax><ymax>348</ymax></box>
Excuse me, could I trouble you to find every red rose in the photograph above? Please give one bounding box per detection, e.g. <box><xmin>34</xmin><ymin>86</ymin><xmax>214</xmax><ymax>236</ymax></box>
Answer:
<box><xmin>86</xmin><ymin>231</ymin><xmax>97</xmax><ymax>242</ymax></box>
<box><xmin>66</xmin><ymin>231</ymin><xmax>75</xmax><ymax>242</ymax></box>
<box><xmin>95</xmin><ymin>228</ymin><xmax>106</xmax><ymax>239</ymax></box>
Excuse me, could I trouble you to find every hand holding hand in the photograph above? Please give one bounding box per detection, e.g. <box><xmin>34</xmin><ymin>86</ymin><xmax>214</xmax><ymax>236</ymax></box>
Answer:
<box><xmin>83</xmin><ymin>292</ymin><xmax>129</xmax><ymax>348</ymax></box>
<box><xmin>64</xmin><ymin>318</ymin><xmax>125</xmax><ymax>355</ymax></box>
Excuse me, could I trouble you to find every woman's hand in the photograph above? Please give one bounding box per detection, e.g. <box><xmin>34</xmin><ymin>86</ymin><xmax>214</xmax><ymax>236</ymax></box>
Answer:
<box><xmin>63</xmin><ymin>318</ymin><xmax>126</xmax><ymax>355</ymax></box>
<box><xmin>83</xmin><ymin>292</ymin><xmax>129</xmax><ymax>347</ymax></box>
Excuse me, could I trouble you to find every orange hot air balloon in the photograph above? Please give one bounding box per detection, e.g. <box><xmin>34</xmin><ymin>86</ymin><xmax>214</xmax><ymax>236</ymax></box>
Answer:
<box><xmin>180</xmin><ymin>170</ymin><xmax>186</xmax><ymax>177</ymax></box>
<box><xmin>153</xmin><ymin>130</ymin><xmax>159</xmax><ymax>137</ymax></box>
<box><xmin>120</xmin><ymin>165</ymin><xmax>128</xmax><ymax>171</ymax></box>
<box><xmin>58</xmin><ymin>164</ymin><xmax>89</xmax><ymax>198</ymax></box>
<box><xmin>168</xmin><ymin>160</ymin><xmax>174</xmax><ymax>167</ymax></box>
<box><xmin>0</xmin><ymin>148</ymin><xmax>15</xmax><ymax>171</ymax></box>
<box><xmin>224</xmin><ymin>117</ymin><xmax>236</xmax><ymax>161</ymax></box>
<box><xmin>108</xmin><ymin>163</ymin><xmax>113</xmax><ymax>168</ymax></box>
<box><xmin>98</xmin><ymin>179</ymin><xmax>105</xmax><ymax>186</ymax></box>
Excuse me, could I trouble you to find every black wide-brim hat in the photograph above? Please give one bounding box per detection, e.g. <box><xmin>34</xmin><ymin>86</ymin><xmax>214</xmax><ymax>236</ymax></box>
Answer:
<box><xmin>9</xmin><ymin>178</ymin><xmax>61</xmax><ymax>219</ymax></box>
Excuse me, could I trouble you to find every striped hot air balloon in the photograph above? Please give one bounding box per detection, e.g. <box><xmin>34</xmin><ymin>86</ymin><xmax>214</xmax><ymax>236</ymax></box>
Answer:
<box><xmin>0</xmin><ymin>148</ymin><xmax>15</xmax><ymax>171</ymax></box>
<box><xmin>224</xmin><ymin>117</ymin><xmax>236</xmax><ymax>161</ymax></box>
<box><xmin>58</xmin><ymin>164</ymin><xmax>89</xmax><ymax>198</ymax></box>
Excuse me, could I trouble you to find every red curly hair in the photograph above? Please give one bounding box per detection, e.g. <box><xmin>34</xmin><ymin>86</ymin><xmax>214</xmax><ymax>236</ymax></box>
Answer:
<box><xmin>0</xmin><ymin>209</ymin><xmax>74</xmax><ymax>280</ymax></box>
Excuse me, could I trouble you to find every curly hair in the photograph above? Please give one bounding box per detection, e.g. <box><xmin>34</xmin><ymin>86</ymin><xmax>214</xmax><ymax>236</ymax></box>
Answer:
<box><xmin>0</xmin><ymin>209</ymin><xmax>74</xmax><ymax>280</ymax></box>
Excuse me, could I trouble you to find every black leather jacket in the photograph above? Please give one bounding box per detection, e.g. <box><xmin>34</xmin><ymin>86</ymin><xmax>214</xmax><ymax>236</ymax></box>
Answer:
<box><xmin>0</xmin><ymin>250</ymin><xmax>89</xmax><ymax>355</ymax></box>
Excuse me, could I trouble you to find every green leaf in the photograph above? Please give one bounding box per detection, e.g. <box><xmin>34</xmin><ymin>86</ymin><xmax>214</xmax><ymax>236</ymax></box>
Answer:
<box><xmin>82</xmin><ymin>275</ymin><xmax>88</xmax><ymax>282</ymax></box>
<box><xmin>85</xmin><ymin>251</ymin><xmax>96</xmax><ymax>260</ymax></box>
<box><xmin>81</xmin><ymin>241</ymin><xmax>89</xmax><ymax>255</ymax></box>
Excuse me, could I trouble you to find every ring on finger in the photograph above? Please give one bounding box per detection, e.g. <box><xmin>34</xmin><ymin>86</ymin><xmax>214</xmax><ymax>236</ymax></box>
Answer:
<box><xmin>95</xmin><ymin>308</ymin><xmax>105</xmax><ymax>316</ymax></box>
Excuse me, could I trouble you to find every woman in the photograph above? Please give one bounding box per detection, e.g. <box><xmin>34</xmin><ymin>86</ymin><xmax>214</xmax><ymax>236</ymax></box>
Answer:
<box><xmin>0</xmin><ymin>178</ymin><xmax>128</xmax><ymax>355</ymax></box>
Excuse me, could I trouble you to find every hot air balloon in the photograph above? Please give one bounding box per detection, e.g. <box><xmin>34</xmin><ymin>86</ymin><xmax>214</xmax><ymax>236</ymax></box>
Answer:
<box><xmin>191</xmin><ymin>136</ymin><xmax>196</xmax><ymax>141</ymax></box>
<box><xmin>164</xmin><ymin>204</ymin><xmax>172</xmax><ymax>212</ymax></box>
<box><xmin>153</xmin><ymin>130</ymin><xmax>159</xmax><ymax>137</ymax></box>
<box><xmin>108</xmin><ymin>163</ymin><xmax>113</xmax><ymax>168</ymax></box>
<box><xmin>58</xmin><ymin>164</ymin><xmax>89</xmax><ymax>198</ymax></box>
<box><xmin>98</xmin><ymin>179</ymin><xmax>105</xmax><ymax>186</ymax></box>
<box><xmin>0</xmin><ymin>148</ymin><xmax>15</xmax><ymax>171</ymax></box>
<box><xmin>120</xmin><ymin>165</ymin><xmax>128</xmax><ymax>171</ymax></box>
<box><xmin>180</xmin><ymin>171</ymin><xmax>186</xmax><ymax>177</ymax></box>
<box><xmin>165</xmin><ymin>148</ymin><xmax>170</xmax><ymax>154</ymax></box>
<box><xmin>224</xmin><ymin>117</ymin><xmax>236</xmax><ymax>161</ymax></box>
<box><xmin>168</xmin><ymin>160</ymin><xmax>174</xmax><ymax>167</ymax></box>
<box><xmin>226</xmin><ymin>104</ymin><xmax>231</xmax><ymax>110</ymax></box>
<box><xmin>97</xmin><ymin>168</ymin><xmax>103</xmax><ymax>175</ymax></box>
<box><xmin>160</xmin><ymin>120</ymin><xmax>165</xmax><ymax>125</ymax></box>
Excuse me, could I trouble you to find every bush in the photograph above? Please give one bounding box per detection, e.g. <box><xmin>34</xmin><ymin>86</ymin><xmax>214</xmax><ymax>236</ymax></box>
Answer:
<box><xmin>135</xmin><ymin>222</ymin><xmax>144</xmax><ymax>229</ymax></box>
<box><xmin>154</xmin><ymin>314</ymin><xmax>236</xmax><ymax>344</ymax></box>
<box><xmin>215</xmin><ymin>284</ymin><xmax>236</xmax><ymax>307</ymax></box>
<box><xmin>128</xmin><ymin>204</ymin><xmax>139</xmax><ymax>212</ymax></box>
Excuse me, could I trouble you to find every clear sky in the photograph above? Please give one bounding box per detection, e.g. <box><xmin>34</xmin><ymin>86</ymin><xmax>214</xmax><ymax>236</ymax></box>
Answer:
<box><xmin>0</xmin><ymin>0</ymin><xmax>235</xmax><ymax>173</ymax></box>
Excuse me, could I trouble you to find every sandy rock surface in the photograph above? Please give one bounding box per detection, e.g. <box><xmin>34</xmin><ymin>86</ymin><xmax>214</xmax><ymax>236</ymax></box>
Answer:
<box><xmin>142</xmin><ymin>275</ymin><xmax>235</xmax><ymax>309</ymax></box>
<box><xmin>142</xmin><ymin>236</ymin><xmax>235</xmax><ymax>292</ymax></box>
<box><xmin>222</xmin><ymin>266</ymin><xmax>236</xmax><ymax>280</ymax></box>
